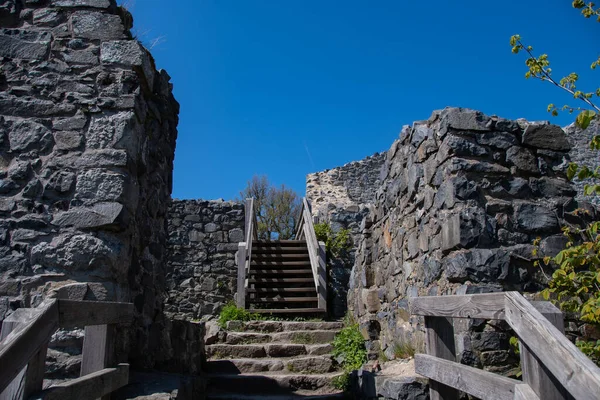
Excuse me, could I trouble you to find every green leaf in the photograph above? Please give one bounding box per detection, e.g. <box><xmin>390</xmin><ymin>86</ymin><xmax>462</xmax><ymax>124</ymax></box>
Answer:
<box><xmin>576</xmin><ymin>110</ymin><xmax>597</xmax><ymax>130</ymax></box>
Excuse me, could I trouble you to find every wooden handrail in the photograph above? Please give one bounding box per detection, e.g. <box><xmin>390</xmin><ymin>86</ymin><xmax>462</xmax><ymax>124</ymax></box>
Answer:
<box><xmin>0</xmin><ymin>300</ymin><xmax>58</xmax><ymax>392</ymax></box>
<box><xmin>410</xmin><ymin>291</ymin><xmax>600</xmax><ymax>400</ymax></box>
<box><xmin>236</xmin><ymin>198</ymin><xmax>256</xmax><ymax>308</ymax></box>
<box><xmin>294</xmin><ymin>198</ymin><xmax>326</xmax><ymax>310</ymax></box>
<box><xmin>0</xmin><ymin>299</ymin><xmax>133</xmax><ymax>400</ymax></box>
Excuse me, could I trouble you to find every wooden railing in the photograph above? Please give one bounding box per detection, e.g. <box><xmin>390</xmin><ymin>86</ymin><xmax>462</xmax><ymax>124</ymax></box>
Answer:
<box><xmin>295</xmin><ymin>197</ymin><xmax>327</xmax><ymax>310</ymax></box>
<box><xmin>409</xmin><ymin>291</ymin><xmax>600</xmax><ymax>400</ymax></box>
<box><xmin>236</xmin><ymin>197</ymin><xmax>258</xmax><ymax>309</ymax></box>
<box><xmin>0</xmin><ymin>298</ymin><xmax>133</xmax><ymax>400</ymax></box>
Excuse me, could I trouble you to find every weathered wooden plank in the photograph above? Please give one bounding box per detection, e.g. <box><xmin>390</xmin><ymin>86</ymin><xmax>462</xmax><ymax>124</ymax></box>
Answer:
<box><xmin>57</xmin><ymin>299</ymin><xmax>133</xmax><ymax>329</ymax></box>
<box><xmin>513</xmin><ymin>384</ymin><xmax>540</xmax><ymax>400</ymax></box>
<box><xmin>410</xmin><ymin>293</ymin><xmax>506</xmax><ymax>320</ymax></box>
<box><xmin>244</xmin><ymin>198</ymin><xmax>253</xmax><ymax>243</ymax></box>
<box><xmin>35</xmin><ymin>364</ymin><xmax>129</xmax><ymax>400</ymax></box>
<box><xmin>303</xmin><ymin>220</ymin><xmax>320</xmax><ymax>290</ymax></box>
<box><xmin>424</xmin><ymin>316</ymin><xmax>459</xmax><ymax>400</ymax></box>
<box><xmin>521</xmin><ymin>301</ymin><xmax>570</xmax><ymax>400</ymax></box>
<box><xmin>236</xmin><ymin>243</ymin><xmax>247</xmax><ymax>308</ymax></box>
<box><xmin>317</xmin><ymin>241</ymin><xmax>327</xmax><ymax>310</ymax></box>
<box><xmin>0</xmin><ymin>300</ymin><xmax>58</xmax><ymax>393</ymax></box>
<box><xmin>505</xmin><ymin>292</ymin><xmax>600</xmax><ymax>400</ymax></box>
<box><xmin>81</xmin><ymin>324</ymin><xmax>115</xmax><ymax>400</ymax></box>
<box><xmin>245</xmin><ymin>198</ymin><xmax>255</xmax><ymax>270</ymax></box>
<box><xmin>415</xmin><ymin>354</ymin><xmax>519</xmax><ymax>400</ymax></box>
<box><xmin>81</xmin><ymin>325</ymin><xmax>114</xmax><ymax>374</ymax></box>
<box><xmin>0</xmin><ymin>309</ymin><xmax>34</xmax><ymax>400</ymax></box>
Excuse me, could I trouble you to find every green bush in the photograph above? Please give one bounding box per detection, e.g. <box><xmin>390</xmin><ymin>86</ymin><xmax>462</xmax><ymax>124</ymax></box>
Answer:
<box><xmin>314</xmin><ymin>223</ymin><xmax>351</xmax><ymax>259</ymax></box>
<box><xmin>218</xmin><ymin>302</ymin><xmax>254</xmax><ymax>328</ymax></box>
<box><xmin>331</xmin><ymin>315</ymin><xmax>367</xmax><ymax>390</ymax></box>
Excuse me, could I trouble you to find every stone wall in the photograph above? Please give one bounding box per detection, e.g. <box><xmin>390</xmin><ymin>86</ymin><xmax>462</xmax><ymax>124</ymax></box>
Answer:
<box><xmin>565</xmin><ymin>119</ymin><xmax>600</xmax><ymax>205</ymax></box>
<box><xmin>307</xmin><ymin>153</ymin><xmax>385</xmax><ymax>318</ymax></box>
<box><xmin>347</xmin><ymin>107</ymin><xmax>592</xmax><ymax>372</ymax></box>
<box><xmin>0</xmin><ymin>0</ymin><xmax>179</xmax><ymax>370</ymax></box>
<box><xmin>165</xmin><ymin>199</ymin><xmax>245</xmax><ymax>320</ymax></box>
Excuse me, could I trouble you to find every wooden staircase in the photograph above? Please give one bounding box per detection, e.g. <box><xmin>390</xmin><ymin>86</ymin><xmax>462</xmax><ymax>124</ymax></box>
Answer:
<box><xmin>236</xmin><ymin>198</ymin><xmax>327</xmax><ymax>316</ymax></box>
<box><xmin>247</xmin><ymin>240</ymin><xmax>323</xmax><ymax>314</ymax></box>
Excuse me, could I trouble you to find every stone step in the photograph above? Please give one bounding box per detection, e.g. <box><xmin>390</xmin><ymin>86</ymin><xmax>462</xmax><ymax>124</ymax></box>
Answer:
<box><xmin>222</xmin><ymin>330</ymin><xmax>338</xmax><ymax>345</ymax></box>
<box><xmin>205</xmin><ymin>372</ymin><xmax>345</xmax><ymax>395</ymax></box>
<box><xmin>205</xmin><ymin>355</ymin><xmax>335</xmax><ymax>374</ymax></box>
<box><xmin>226</xmin><ymin>321</ymin><xmax>343</xmax><ymax>333</ymax></box>
<box><xmin>207</xmin><ymin>343</ymin><xmax>335</xmax><ymax>359</ymax></box>
<box><xmin>249</xmin><ymin>308</ymin><xmax>326</xmax><ymax>315</ymax></box>
<box><xmin>207</xmin><ymin>393</ymin><xmax>347</xmax><ymax>400</ymax></box>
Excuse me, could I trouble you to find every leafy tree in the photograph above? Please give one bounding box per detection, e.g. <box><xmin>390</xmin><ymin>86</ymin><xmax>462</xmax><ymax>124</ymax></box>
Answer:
<box><xmin>239</xmin><ymin>175</ymin><xmax>301</xmax><ymax>240</ymax></box>
<box><xmin>512</xmin><ymin>1</ymin><xmax>600</xmax><ymax>365</ymax></box>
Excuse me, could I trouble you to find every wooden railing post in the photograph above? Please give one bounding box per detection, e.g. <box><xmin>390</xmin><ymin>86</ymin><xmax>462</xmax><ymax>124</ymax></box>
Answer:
<box><xmin>520</xmin><ymin>301</ymin><xmax>570</xmax><ymax>400</ymax></box>
<box><xmin>236</xmin><ymin>243</ymin><xmax>247</xmax><ymax>308</ymax></box>
<box><xmin>424</xmin><ymin>316</ymin><xmax>459</xmax><ymax>400</ymax></box>
<box><xmin>80</xmin><ymin>324</ymin><xmax>115</xmax><ymax>400</ymax></box>
<box><xmin>0</xmin><ymin>309</ymin><xmax>49</xmax><ymax>400</ymax></box>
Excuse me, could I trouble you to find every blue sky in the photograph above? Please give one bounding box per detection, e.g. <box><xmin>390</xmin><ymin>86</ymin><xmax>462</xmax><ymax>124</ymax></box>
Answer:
<box><xmin>120</xmin><ymin>0</ymin><xmax>598</xmax><ymax>200</ymax></box>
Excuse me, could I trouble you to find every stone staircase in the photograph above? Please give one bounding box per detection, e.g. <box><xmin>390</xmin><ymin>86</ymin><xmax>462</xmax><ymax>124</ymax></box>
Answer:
<box><xmin>247</xmin><ymin>240</ymin><xmax>324</xmax><ymax>315</ymax></box>
<box><xmin>204</xmin><ymin>320</ymin><xmax>346</xmax><ymax>399</ymax></box>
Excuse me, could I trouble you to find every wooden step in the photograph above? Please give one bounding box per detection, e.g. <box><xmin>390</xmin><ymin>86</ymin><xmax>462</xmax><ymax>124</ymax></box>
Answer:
<box><xmin>254</xmin><ymin>240</ymin><xmax>306</xmax><ymax>246</ymax></box>
<box><xmin>250</xmin><ymin>261</ymin><xmax>312</xmax><ymax>267</ymax></box>
<box><xmin>248</xmin><ymin>278</ymin><xmax>314</xmax><ymax>284</ymax></box>
<box><xmin>249</xmin><ymin>269</ymin><xmax>312</xmax><ymax>275</ymax></box>
<box><xmin>247</xmin><ymin>288</ymin><xmax>316</xmax><ymax>294</ymax></box>
<box><xmin>248</xmin><ymin>297</ymin><xmax>318</xmax><ymax>303</ymax></box>
<box><xmin>252</xmin><ymin>246</ymin><xmax>308</xmax><ymax>253</ymax></box>
<box><xmin>253</xmin><ymin>254</ymin><xmax>310</xmax><ymax>261</ymax></box>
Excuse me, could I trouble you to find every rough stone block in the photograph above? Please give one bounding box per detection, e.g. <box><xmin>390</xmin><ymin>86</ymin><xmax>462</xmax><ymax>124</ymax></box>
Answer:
<box><xmin>444</xmin><ymin>248</ymin><xmax>509</xmax><ymax>283</ymax></box>
<box><xmin>52</xmin><ymin>202</ymin><xmax>124</xmax><ymax>229</ymax></box>
<box><xmin>506</xmin><ymin>146</ymin><xmax>539</xmax><ymax>174</ymax></box>
<box><xmin>228</xmin><ymin>228</ymin><xmax>244</xmax><ymax>243</ymax></box>
<box><xmin>54</xmin><ymin>282</ymin><xmax>89</xmax><ymax>300</ymax></box>
<box><xmin>45</xmin><ymin>171</ymin><xmax>76</xmax><ymax>195</ymax></box>
<box><xmin>101</xmin><ymin>40</ymin><xmax>155</xmax><ymax>89</ymax></box>
<box><xmin>86</xmin><ymin>111</ymin><xmax>135</xmax><ymax>150</ymax></box>
<box><xmin>33</xmin><ymin>8</ymin><xmax>66</xmax><ymax>27</ymax></box>
<box><xmin>514</xmin><ymin>202</ymin><xmax>559</xmax><ymax>233</ymax></box>
<box><xmin>74</xmin><ymin>169</ymin><xmax>125</xmax><ymax>203</ymax></box>
<box><xmin>0</xmin><ymin>29</ymin><xmax>51</xmax><ymax>60</ymax></box>
<box><xmin>53</xmin><ymin>114</ymin><xmax>88</xmax><ymax>131</ymax></box>
<box><xmin>440</xmin><ymin>107</ymin><xmax>493</xmax><ymax>132</ymax></box>
<box><xmin>53</xmin><ymin>131</ymin><xmax>83</xmax><ymax>150</ymax></box>
<box><xmin>9</xmin><ymin>120</ymin><xmax>51</xmax><ymax>151</ymax></box>
<box><xmin>31</xmin><ymin>233</ymin><xmax>120</xmax><ymax>273</ymax></box>
<box><xmin>522</xmin><ymin>123</ymin><xmax>571</xmax><ymax>151</ymax></box>
<box><xmin>52</xmin><ymin>0</ymin><xmax>111</xmax><ymax>7</ymax></box>
<box><xmin>71</xmin><ymin>11</ymin><xmax>125</xmax><ymax>40</ymax></box>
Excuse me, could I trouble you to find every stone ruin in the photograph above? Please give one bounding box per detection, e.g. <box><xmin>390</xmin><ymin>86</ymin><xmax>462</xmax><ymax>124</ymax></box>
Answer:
<box><xmin>308</xmin><ymin>107</ymin><xmax>599</xmax><ymax>374</ymax></box>
<box><xmin>1</xmin><ymin>0</ymin><xmax>599</xmax><ymax>396</ymax></box>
